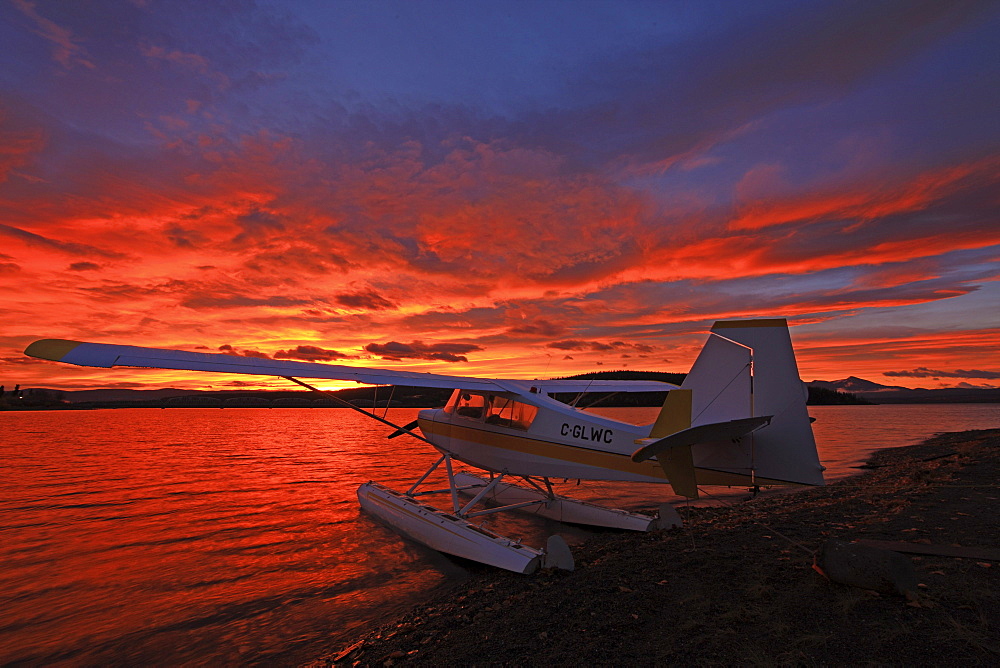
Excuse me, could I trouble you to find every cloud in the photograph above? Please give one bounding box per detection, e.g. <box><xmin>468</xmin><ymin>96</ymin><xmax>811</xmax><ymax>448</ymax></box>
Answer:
<box><xmin>0</xmin><ymin>223</ymin><xmax>126</xmax><ymax>259</ymax></box>
<box><xmin>334</xmin><ymin>289</ymin><xmax>397</xmax><ymax>311</ymax></box>
<box><xmin>505</xmin><ymin>318</ymin><xmax>568</xmax><ymax>338</ymax></box>
<box><xmin>546</xmin><ymin>339</ymin><xmax>587</xmax><ymax>351</ymax></box>
<box><xmin>546</xmin><ymin>339</ymin><xmax>655</xmax><ymax>354</ymax></box>
<box><xmin>544</xmin><ymin>0</ymin><xmax>994</xmax><ymax>170</ymax></box>
<box><xmin>11</xmin><ymin>0</ymin><xmax>95</xmax><ymax>70</ymax></box>
<box><xmin>0</xmin><ymin>354</ymin><xmax>49</xmax><ymax>366</ymax></box>
<box><xmin>244</xmin><ymin>246</ymin><xmax>352</xmax><ymax>275</ymax></box>
<box><xmin>307</xmin><ymin>137</ymin><xmax>652</xmax><ymax>287</ymax></box>
<box><xmin>142</xmin><ymin>44</ymin><xmax>214</xmax><ymax>74</ymax></box>
<box><xmin>164</xmin><ymin>223</ymin><xmax>208</xmax><ymax>249</ymax></box>
<box><xmin>955</xmin><ymin>381</ymin><xmax>998</xmax><ymax>389</ymax></box>
<box><xmin>68</xmin><ymin>262</ymin><xmax>100</xmax><ymax>271</ymax></box>
<box><xmin>364</xmin><ymin>340</ymin><xmax>484</xmax><ymax>363</ymax></box>
<box><xmin>2</xmin><ymin>2</ymin><xmax>997</xmax><ymax>392</ymax></box>
<box><xmin>232</xmin><ymin>208</ymin><xmax>285</xmax><ymax>243</ymax></box>
<box><xmin>729</xmin><ymin>158</ymin><xmax>999</xmax><ymax>232</ymax></box>
<box><xmin>181</xmin><ymin>294</ymin><xmax>315</xmax><ymax>310</ymax></box>
<box><xmin>791</xmin><ymin>325</ymin><xmax>1000</xmax><ymax>383</ymax></box>
<box><xmin>884</xmin><ymin>367</ymin><xmax>1000</xmax><ymax>380</ymax></box>
<box><xmin>0</xmin><ymin>105</ymin><xmax>46</xmax><ymax>184</ymax></box>
<box><xmin>273</xmin><ymin>345</ymin><xmax>353</xmax><ymax>362</ymax></box>
<box><xmin>218</xmin><ymin>344</ymin><xmax>271</xmax><ymax>359</ymax></box>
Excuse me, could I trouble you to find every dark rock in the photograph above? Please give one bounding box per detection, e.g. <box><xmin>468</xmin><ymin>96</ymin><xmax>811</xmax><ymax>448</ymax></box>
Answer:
<box><xmin>814</xmin><ymin>539</ymin><xmax>918</xmax><ymax>596</ymax></box>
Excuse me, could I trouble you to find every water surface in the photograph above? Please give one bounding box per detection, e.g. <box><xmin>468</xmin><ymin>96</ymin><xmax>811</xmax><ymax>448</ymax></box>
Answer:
<box><xmin>1</xmin><ymin>403</ymin><xmax>997</xmax><ymax>664</ymax></box>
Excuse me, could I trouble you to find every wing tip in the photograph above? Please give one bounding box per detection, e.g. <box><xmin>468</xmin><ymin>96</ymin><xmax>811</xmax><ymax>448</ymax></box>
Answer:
<box><xmin>24</xmin><ymin>338</ymin><xmax>84</xmax><ymax>362</ymax></box>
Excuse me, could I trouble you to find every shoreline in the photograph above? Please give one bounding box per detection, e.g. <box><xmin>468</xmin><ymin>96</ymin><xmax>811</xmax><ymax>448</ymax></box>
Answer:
<box><xmin>310</xmin><ymin>428</ymin><xmax>1000</xmax><ymax>666</ymax></box>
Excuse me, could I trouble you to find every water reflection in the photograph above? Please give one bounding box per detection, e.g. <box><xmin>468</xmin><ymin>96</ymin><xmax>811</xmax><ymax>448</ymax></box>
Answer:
<box><xmin>1</xmin><ymin>403</ymin><xmax>997</xmax><ymax>663</ymax></box>
<box><xmin>1</xmin><ymin>408</ymin><xmax>454</xmax><ymax>664</ymax></box>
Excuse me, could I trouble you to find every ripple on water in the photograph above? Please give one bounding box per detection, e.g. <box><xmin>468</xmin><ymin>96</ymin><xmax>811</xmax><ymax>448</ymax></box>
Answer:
<box><xmin>1</xmin><ymin>404</ymin><xmax>997</xmax><ymax>663</ymax></box>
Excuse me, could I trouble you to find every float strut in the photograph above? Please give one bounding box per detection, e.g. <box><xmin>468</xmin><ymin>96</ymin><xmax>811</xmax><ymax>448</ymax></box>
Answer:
<box><xmin>459</xmin><ymin>473</ymin><xmax>507</xmax><ymax>517</ymax></box>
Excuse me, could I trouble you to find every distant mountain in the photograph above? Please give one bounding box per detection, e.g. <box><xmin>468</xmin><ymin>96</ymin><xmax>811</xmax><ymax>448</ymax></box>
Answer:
<box><xmin>805</xmin><ymin>386</ymin><xmax>873</xmax><ymax>405</ymax></box>
<box><xmin>807</xmin><ymin>377</ymin><xmax>1000</xmax><ymax>404</ymax></box>
<box><xmin>808</xmin><ymin>376</ymin><xmax>908</xmax><ymax>393</ymax></box>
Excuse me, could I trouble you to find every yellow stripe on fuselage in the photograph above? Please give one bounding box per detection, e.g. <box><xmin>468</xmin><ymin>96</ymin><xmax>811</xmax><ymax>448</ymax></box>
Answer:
<box><xmin>419</xmin><ymin>418</ymin><xmax>668</xmax><ymax>480</ymax></box>
<box><xmin>418</xmin><ymin>418</ymin><xmax>807</xmax><ymax>487</ymax></box>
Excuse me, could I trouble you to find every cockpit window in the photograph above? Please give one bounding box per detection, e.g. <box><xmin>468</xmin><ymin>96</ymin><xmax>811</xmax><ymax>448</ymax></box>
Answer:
<box><xmin>444</xmin><ymin>391</ymin><xmax>538</xmax><ymax>430</ymax></box>
<box><xmin>449</xmin><ymin>391</ymin><xmax>486</xmax><ymax>420</ymax></box>
<box><xmin>485</xmin><ymin>395</ymin><xmax>538</xmax><ymax>431</ymax></box>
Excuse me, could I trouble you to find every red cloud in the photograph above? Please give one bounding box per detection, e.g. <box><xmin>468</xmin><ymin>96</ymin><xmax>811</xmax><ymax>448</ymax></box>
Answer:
<box><xmin>68</xmin><ymin>262</ymin><xmax>101</xmax><ymax>271</ymax></box>
<box><xmin>546</xmin><ymin>340</ymin><xmax>655</xmax><ymax>353</ymax></box>
<box><xmin>794</xmin><ymin>328</ymin><xmax>1000</xmax><ymax>386</ymax></box>
<box><xmin>334</xmin><ymin>289</ymin><xmax>397</xmax><ymax>311</ymax></box>
<box><xmin>506</xmin><ymin>318</ymin><xmax>568</xmax><ymax>338</ymax></box>
<box><xmin>364</xmin><ymin>341</ymin><xmax>484</xmax><ymax>363</ymax></box>
<box><xmin>273</xmin><ymin>345</ymin><xmax>353</xmax><ymax>362</ymax></box>
<box><xmin>218</xmin><ymin>344</ymin><xmax>271</xmax><ymax>359</ymax></box>
<box><xmin>2</xmin><ymin>44</ymin><xmax>996</xmax><ymax>394</ymax></box>
<box><xmin>729</xmin><ymin>158</ymin><xmax>998</xmax><ymax>232</ymax></box>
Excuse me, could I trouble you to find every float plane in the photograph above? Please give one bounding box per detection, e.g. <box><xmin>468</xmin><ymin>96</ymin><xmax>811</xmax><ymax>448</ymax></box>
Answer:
<box><xmin>25</xmin><ymin>318</ymin><xmax>824</xmax><ymax>573</ymax></box>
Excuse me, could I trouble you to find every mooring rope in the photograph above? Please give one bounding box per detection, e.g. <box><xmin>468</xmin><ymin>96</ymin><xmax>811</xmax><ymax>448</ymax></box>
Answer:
<box><xmin>694</xmin><ymin>487</ymin><xmax>816</xmax><ymax>557</ymax></box>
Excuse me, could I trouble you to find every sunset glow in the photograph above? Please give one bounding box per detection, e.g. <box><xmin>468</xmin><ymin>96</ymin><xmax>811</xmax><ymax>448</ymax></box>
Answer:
<box><xmin>1</xmin><ymin>1</ymin><xmax>998</xmax><ymax>391</ymax></box>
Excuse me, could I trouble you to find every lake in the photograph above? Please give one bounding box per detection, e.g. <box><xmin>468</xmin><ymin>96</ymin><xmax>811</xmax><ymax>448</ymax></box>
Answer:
<box><xmin>2</xmin><ymin>403</ymin><xmax>998</xmax><ymax>664</ymax></box>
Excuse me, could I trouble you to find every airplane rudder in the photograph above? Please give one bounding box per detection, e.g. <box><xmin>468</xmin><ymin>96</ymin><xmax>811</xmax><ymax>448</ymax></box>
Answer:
<box><xmin>684</xmin><ymin>318</ymin><xmax>822</xmax><ymax>486</ymax></box>
<box><xmin>710</xmin><ymin>319</ymin><xmax>803</xmax><ymax>398</ymax></box>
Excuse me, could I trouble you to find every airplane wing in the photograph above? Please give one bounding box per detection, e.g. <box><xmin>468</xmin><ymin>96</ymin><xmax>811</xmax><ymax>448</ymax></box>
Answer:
<box><xmin>24</xmin><ymin>339</ymin><xmax>678</xmax><ymax>394</ymax></box>
<box><xmin>25</xmin><ymin>338</ymin><xmax>510</xmax><ymax>392</ymax></box>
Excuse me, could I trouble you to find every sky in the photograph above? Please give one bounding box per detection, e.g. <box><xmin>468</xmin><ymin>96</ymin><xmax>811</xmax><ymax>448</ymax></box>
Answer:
<box><xmin>1</xmin><ymin>0</ymin><xmax>998</xmax><ymax>392</ymax></box>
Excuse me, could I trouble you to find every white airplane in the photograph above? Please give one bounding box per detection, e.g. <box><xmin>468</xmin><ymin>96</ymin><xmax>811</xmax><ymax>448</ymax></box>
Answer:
<box><xmin>25</xmin><ymin>318</ymin><xmax>823</xmax><ymax>573</ymax></box>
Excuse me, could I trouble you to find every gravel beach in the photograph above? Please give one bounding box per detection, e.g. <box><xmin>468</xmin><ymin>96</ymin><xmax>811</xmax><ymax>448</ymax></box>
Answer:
<box><xmin>312</xmin><ymin>428</ymin><xmax>1000</xmax><ymax>666</ymax></box>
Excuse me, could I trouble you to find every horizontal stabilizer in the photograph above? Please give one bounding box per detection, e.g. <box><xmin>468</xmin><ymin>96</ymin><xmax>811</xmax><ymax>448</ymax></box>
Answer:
<box><xmin>631</xmin><ymin>415</ymin><xmax>772</xmax><ymax>463</ymax></box>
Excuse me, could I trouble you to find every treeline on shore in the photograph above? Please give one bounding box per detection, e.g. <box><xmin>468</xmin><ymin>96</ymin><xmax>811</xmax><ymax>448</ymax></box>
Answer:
<box><xmin>0</xmin><ymin>385</ymin><xmax>454</xmax><ymax>411</ymax></box>
<box><xmin>1</xmin><ymin>370</ymin><xmax>872</xmax><ymax>410</ymax></box>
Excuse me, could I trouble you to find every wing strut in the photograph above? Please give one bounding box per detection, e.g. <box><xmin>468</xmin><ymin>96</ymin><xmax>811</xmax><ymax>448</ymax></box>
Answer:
<box><xmin>282</xmin><ymin>376</ymin><xmax>436</xmax><ymax>446</ymax></box>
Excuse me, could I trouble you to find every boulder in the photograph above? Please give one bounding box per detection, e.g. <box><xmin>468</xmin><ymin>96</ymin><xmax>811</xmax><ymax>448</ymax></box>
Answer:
<box><xmin>814</xmin><ymin>538</ymin><xmax>918</xmax><ymax>596</ymax></box>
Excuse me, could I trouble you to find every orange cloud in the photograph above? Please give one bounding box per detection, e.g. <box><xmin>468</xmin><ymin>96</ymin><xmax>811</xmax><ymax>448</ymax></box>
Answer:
<box><xmin>730</xmin><ymin>158</ymin><xmax>998</xmax><ymax>231</ymax></box>
<box><xmin>2</xmin><ymin>106</ymin><xmax>997</xmax><ymax>394</ymax></box>
<box><xmin>795</xmin><ymin>328</ymin><xmax>1000</xmax><ymax>387</ymax></box>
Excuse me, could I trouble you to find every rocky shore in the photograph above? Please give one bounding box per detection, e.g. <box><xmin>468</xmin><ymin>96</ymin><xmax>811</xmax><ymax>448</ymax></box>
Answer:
<box><xmin>310</xmin><ymin>429</ymin><xmax>1000</xmax><ymax>666</ymax></box>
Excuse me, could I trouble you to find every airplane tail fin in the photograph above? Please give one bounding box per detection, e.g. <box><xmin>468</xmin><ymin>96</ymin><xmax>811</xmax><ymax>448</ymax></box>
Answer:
<box><xmin>676</xmin><ymin>318</ymin><xmax>824</xmax><ymax>488</ymax></box>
